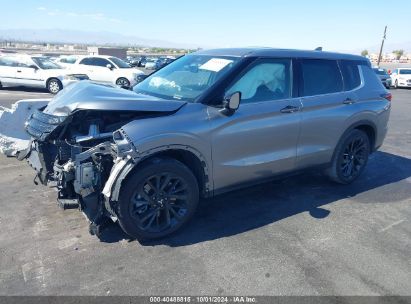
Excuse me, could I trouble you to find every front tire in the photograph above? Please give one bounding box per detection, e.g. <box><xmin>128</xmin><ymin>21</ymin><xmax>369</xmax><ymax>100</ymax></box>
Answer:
<box><xmin>116</xmin><ymin>158</ymin><xmax>199</xmax><ymax>239</ymax></box>
<box><xmin>47</xmin><ymin>78</ymin><xmax>62</xmax><ymax>94</ymax></box>
<box><xmin>116</xmin><ymin>77</ymin><xmax>130</xmax><ymax>88</ymax></box>
<box><xmin>394</xmin><ymin>80</ymin><xmax>398</xmax><ymax>89</ymax></box>
<box><xmin>327</xmin><ymin>129</ymin><xmax>370</xmax><ymax>184</ymax></box>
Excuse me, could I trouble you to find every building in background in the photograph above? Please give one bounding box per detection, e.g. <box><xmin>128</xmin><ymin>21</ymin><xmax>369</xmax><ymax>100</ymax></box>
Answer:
<box><xmin>87</xmin><ymin>47</ymin><xmax>127</xmax><ymax>59</ymax></box>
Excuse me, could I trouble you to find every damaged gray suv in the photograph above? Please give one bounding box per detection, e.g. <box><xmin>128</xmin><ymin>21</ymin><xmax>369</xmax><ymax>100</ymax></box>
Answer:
<box><xmin>21</xmin><ymin>48</ymin><xmax>391</xmax><ymax>239</ymax></box>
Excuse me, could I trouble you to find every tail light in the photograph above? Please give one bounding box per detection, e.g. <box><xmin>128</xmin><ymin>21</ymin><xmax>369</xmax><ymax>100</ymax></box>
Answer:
<box><xmin>381</xmin><ymin>92</ymin><xmax>392</xmax><ymax>102</ymax></box>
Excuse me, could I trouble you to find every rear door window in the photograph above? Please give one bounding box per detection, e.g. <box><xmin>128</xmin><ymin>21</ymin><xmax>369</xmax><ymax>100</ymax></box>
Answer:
<box><xmin>0</xmin><ymin>57</ymin><xmax>19</xmax><ymax>67</ymax></box>
<box><xmin>301</xmin><ymin>59</ymin><xmax>343</xmax><ymax>96</ymax></box>
<box><xmin>89</xmin><ymin>57</ymin><xmax>111</xmax><ymax>67</ymax></box>
<box><xmin>79</xmin><ymin>58</ymin><xmax>92</xmax><ymax>65</ymax></box>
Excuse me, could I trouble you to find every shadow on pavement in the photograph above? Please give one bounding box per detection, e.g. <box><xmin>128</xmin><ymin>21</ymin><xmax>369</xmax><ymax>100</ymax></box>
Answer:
<box><xmin>0</xmin><ymin>87</ymin><xmax>50</xmax><ymax>94</ymax></box>
<box><xmin>97</xmin><ymin>151</ymin><xmax>411</xmax><ymax>246</ymax></box>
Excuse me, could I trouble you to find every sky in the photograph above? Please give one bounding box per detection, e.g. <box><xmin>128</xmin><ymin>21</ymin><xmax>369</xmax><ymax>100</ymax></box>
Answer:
<box><xmin>0</xmin><ymin>0</ymin><xmax>410</xmax><ymax>52</ymax></box>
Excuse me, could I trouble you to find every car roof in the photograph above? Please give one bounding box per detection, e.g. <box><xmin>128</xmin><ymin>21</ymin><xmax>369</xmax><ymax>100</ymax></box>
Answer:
<box><xmin>194</xmin><ymin>47</ymin><xmax>366</xmax><ymax>61</ymax></box>
<box><xmin>80</xmin><ymin>55</ymin><xmax>115</xmax><ymax>59</ymax></box>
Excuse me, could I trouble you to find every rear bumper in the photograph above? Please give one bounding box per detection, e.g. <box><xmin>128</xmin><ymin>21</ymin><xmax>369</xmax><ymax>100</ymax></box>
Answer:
<box><xmin>381</xmin><ymin>79</ymin><xmax>391</xmax><ymax>87</ymax></box>
<box><xmin>374</xmin><ymin>103</ymin><xmax>391</xmax><ymax>151</ymax></box>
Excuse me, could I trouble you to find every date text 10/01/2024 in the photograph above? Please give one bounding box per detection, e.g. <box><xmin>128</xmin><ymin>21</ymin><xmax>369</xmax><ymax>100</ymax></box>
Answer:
<box><xmin>149</xmin><ymin>296</ymin><xmax>257</xmax><ymax>303</ymax></box>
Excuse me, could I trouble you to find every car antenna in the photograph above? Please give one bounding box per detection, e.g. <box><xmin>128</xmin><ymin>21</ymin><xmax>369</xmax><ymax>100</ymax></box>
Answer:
<box><xmin>315</xmin><ymin>47</ymin><xmax>323</xmax><ymax>51</ymax></box>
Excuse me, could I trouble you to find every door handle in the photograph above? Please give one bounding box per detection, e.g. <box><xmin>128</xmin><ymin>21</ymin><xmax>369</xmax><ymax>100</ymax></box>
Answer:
<box><xmin>280</xmin><ymin>105</ymin><xmax>300</xmax><ymax>113</ymax></box>
<box><xmin>343</xmin><ymin>98</ymin><xmax>355</xmax><ymax>104</ymax></box>
<box><xmin>17</xmin><ymin>70</ymin><xmax>22</xmax><ymax>73</ymax></box>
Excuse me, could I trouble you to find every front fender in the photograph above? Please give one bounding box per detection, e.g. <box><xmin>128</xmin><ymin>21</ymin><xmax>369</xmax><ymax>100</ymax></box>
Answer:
<box><xmin>102</xmin><ymin>155</ymin><xmax>135</xmax><ymax>201</ymax></box>
<box><xmin>103</xmin><ymin>143</ymin><xmax>212</xmax><ymax>203</ymax></box>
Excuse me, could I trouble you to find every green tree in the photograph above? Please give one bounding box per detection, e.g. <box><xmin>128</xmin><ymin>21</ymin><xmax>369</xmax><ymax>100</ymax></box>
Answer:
<box><xmin>392</xmin><ymin>49</ymin><xmax>404</xmax><ymax>60</ymax></box>
<box><xmin>361</xmin><ymin>49</ymin><xmax>369</xmax><ymax>57</ymax></box>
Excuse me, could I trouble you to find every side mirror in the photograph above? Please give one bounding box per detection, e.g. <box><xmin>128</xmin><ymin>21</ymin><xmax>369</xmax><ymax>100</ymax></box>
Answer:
<box><xmin>106</xmin><ymin>64</ymin><xmax>114</xmax><ymax>70</ymax></box>
<box><xmin>135</xmin><ymin>74</ymin><xmax>148</xmax><ymax>84</ymax></box>
<box><xmin>220</xmin><ymin>91</ymin><xmax>241</xmax><ymax>116</ymax></box>
<box><xmin>29</xmin><ymin>65</ymin><xmax>39</xmax><ymax>70</ymax></box>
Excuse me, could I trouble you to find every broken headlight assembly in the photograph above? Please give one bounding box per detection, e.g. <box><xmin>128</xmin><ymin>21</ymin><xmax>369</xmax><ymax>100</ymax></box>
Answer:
<box><xmin>25</xmin><ymin>110</ymin><xmax>67</xmax><ymax>140</ymax></box>
<box><xmin>112</xmin><ymin>129</ymin><xmax>137</xmax><ymax>157</ymax></box>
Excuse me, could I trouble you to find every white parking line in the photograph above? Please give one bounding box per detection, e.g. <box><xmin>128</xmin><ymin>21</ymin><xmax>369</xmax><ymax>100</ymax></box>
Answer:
<box><xmin>379</xmin><ymin>219</ymin><xmax>406</xmax><ymax>232</ymax></box>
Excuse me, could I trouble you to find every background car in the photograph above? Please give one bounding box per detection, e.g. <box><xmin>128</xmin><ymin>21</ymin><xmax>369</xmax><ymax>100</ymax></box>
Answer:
<box><xmin>67</xmin><ymin>55</ymin><xmax>144</xmax><ymax>88</ymax></box>
<box><xmin>138</xmin><ymin>56</ymin><xmax>148</xmax><ymax>67</ymax></box>
<box><xmin>144</xmin><ymin>58</ymin><xmax>162</xmax><ymax>70</ymax></box>
<box><xmin>127</xmin><ymin>56</ymin><xmax>147</xmax><ymax>68</ymax></box>
<box><xmin>0</xmin><ymin>55</ymin><xmax>88</xmax><ymax>93</ymax></box>
<box><xmin>372</xmin><ymin>67</ymin><xmax>391</xmax><ymax>89</ymax></box>
<box><xmin>158</xmin><ymin>57</ymin><xmax>176</xmax><ymax>69</ymax></box>
<box><xmin>389</xmin><ymin>68</ymin><xmax>411</xmax><ymax>88</ymax></box>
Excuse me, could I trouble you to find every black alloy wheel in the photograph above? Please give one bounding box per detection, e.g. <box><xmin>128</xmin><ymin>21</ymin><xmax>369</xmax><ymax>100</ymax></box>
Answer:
<box><xmin>328</xmin><ymin>129</ymin><xmax>370</xmax><ymax>184</ymax></box>
<box><xmin>130</xmin><ymin>173</ymin><xmax>190</xmax><ymax>232</ymax></box>
<box><xmin>339</xmin><ymin>135</ymin><xmax>368</xmax><ymax>180</ymax></box>
<box><xmin>117</xmin><ymin>158</ymin><xmax>199</xmax><ymax>239</ymax></box>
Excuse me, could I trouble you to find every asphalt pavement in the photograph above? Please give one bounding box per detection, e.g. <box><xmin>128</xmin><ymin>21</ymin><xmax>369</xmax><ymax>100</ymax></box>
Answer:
<box><xmin>0</xmin><ymin>87</ymin><xmax>410</xmax><ymax>296</ymax></box>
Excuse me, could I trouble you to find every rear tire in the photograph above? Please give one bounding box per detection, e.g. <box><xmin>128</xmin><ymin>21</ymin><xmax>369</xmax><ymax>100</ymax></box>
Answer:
<box><xmin>394</xmin><ymin>80</ymin><xmax>398</xmax><ymax>89</ymax></box>
<box><xmin>47</xmin><ymin>78</ymin><xmax>62</xmax><ymax>94</ymax></box>
<box><xmin>116</xmin><ymin>158</ymin><xmax>199</xmax><ymax>240</ymax></box>
<box><xmin>327</xmin><ymin>129</ymin><xmax>370</xmax><ymax>184</ymax></box>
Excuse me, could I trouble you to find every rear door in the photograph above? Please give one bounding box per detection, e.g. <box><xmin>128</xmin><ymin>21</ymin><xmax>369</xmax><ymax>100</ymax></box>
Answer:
<box><xmin>209</xmin><ymin>58</ymin><xmax>302</xmax><ymax>191</ymax></box>
<box><xmin>0</xmin><ymin>56</ymin><xmax>19</xmax><ymax>86</ymax></box>
<box><xmin>296</xmin><ymin>58</ymin><xmax>357</xmax><ymax>168</ymax></box>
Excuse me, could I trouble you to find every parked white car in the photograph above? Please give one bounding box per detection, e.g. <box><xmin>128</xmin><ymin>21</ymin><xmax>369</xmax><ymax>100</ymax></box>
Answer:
<box><xmin>389</xmin><ymin>68</ymin><xmax>411</xmax><ymax>88</ymax></box>
<box><xmin>0</xmin><ymin>55</ymin><xmax>89</xmax><ymax>94</ymax></box>
<box><xmin>67</xmin><ymin>55</ymin><xmax>144</xmax><ymax>88</ymax></box>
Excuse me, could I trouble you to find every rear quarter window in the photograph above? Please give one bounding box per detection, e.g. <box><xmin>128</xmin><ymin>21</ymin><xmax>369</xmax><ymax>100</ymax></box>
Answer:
<box><xmin>340</xmin><ymin>60</ymin><xmax>362</xmax><ymax>90</ymax></box>
<box><xmin>0</xmin><ymin>57</ymin><xmax>18</xmax><ymax>67</ymax></box>
<box><xmin>301</xmin><ymin>59</ymin><xmax>343</xmax><ymax>96</ymax></box>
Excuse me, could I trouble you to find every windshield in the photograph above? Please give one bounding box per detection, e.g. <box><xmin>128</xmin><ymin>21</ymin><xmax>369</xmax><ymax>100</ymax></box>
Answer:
<box><xmin>399</xmin><ymin>69</ymin><xmax>411</xmax><ymax>74</ymax></box>
<box><xmin>32</xmin><ymin>57</ymin><xmax>62</xmax><ymax>69</ymax></box>
<box><xmin>133</xmin><ymin>55</ymin><xmax>240</xmax><ymax>102</ymax></box>
<box><xmin>373</xmin><ymin>68</ymin><xmax>387</xmax><ymax>75</ymax></box>
<box><xmin>109</xmin><ymin>57</ymin><xmax>131</xmax><ymax>68</ymax></box>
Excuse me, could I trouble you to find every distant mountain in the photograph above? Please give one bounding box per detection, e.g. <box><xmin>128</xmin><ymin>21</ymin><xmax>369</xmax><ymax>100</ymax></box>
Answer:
<box><xmin>0</xmin><ymin>28</ymin><xmax>198</xmax><ymax>48</ymax></box>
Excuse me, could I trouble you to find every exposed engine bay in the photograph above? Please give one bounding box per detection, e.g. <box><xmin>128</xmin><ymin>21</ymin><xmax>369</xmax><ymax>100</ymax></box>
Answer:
<box><xmin>20</xmin><ymin>82</ymin><xmax>186</xmax><ymax>235</ymax></box>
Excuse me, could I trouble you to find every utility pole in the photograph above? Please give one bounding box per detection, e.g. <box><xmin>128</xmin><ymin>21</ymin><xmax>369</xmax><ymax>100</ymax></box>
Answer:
<box><xmin>377</xmin><ymin>26</ymin><xmax>387</xmax><ymax>67</ymax></box>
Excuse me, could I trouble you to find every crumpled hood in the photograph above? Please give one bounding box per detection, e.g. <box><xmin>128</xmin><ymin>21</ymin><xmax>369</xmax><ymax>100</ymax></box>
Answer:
<box><xmin>43</xmin><ymin>81</ymin><xmax>187</xmax><ymax>116</ymax></box>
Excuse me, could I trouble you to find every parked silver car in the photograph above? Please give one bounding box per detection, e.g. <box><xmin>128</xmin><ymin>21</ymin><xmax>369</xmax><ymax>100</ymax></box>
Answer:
<box><xmin>372</xmin><ymin>67</ymin><xmax>391</xmax><ymax>89</ymax></box>
<box><xmin>20</xmin><ymin>48</ymin><xmax>391</xmax><ymax>239</ymax></box>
